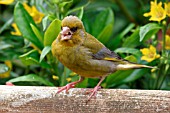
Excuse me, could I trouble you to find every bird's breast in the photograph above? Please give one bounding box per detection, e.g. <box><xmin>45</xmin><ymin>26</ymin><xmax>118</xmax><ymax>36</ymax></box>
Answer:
<box><xmin>53</xmin><ymin>43</ymin><xmax>89</xmax><ymax>66</ymax></box>
<box><xmin>52</xmin><ymin>42</ymin><xmax>117</xmax><ymax>78</ymax></box>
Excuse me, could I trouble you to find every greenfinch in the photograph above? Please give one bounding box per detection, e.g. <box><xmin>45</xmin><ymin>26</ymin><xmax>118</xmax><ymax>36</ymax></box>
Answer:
<box><xmin>52</xmin><ymin>15</ymin><xmax>153</xmax><ymax>101</ymax></box>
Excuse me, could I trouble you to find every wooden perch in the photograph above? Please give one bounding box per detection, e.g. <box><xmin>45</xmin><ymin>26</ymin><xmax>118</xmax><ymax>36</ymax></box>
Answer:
<box><xmin>0</xmin><ymin>86</ymin><xmax>170</xmax><ymax>113</ymax></box>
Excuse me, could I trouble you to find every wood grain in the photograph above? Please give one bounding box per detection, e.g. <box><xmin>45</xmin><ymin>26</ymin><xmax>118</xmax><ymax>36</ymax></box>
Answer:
<box><xmin>0</xmin><ymin>86</ymin><xmax>170</xmax><ymax>113</ymax></box>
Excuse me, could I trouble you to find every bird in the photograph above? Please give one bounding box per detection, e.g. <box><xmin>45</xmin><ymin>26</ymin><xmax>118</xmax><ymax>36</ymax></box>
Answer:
<box><xmin>52</xmin><ymin>15</ymin><xmax>153</xmax><ymax>101</ymax></box>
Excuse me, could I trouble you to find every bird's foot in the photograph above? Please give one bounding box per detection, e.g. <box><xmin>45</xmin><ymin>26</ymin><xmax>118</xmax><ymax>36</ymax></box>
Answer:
<box><xmin>87</xmin><ymin>86</ymin><xmax>101</xmax><ymax>102</ymax></box>
<box><xmin>6</xmin><ymin>82</ymin><xmax>15</xmax><ymax>86</ymax></box>
<box><xmin>57</xmin><ymin>77</ymin><xmax>84</xmax><ymax>94</ymax></box>
<box><xmin>57</xmin><ymin>82</ymin><xmax>76</xmax><ymax>93</ymax></box>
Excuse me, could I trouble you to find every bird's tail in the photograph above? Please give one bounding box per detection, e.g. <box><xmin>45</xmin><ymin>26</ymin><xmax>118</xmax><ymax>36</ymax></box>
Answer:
<box><xmin>116</xmin><ymin>63</ymin><xmax>155</xmax><ymax>70</ymax></box>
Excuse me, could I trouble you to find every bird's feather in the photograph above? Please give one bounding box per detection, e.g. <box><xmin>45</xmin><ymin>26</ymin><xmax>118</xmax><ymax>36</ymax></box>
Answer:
<box><xmin>52</xmin><ymin>15</ymin><xmax>155</xmax><ymax>101</ymax></box>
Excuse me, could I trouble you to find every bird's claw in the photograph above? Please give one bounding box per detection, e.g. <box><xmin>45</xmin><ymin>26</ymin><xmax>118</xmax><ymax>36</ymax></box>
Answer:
<box><xmin>6</xmin><ymin>82</ymin><xmax>15</xmax><ymax>86</ymax></box>
<box><xmin>57</xmin><ymin>83</ymin><xmax>76</xmax><ymax>93</ymax></box>
<box><xmin>87</xmin><ymin>86</ymin><xmax>101</xmax><ymax>102</ymax></box>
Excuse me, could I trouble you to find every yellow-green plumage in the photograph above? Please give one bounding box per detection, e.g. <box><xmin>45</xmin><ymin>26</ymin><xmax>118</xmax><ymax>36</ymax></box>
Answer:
<box><xmin>52</xmin><ymin>15</ymin><xmax>153</xmax><ymax>100</ymax></box>
<box><xmin>52</xmin><ymin>16</ymin><xmax>151</xmax><ymax>78</ymax></box>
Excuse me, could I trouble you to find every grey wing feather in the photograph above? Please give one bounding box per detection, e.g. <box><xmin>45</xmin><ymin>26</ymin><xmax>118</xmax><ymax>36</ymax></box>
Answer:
<box><xmin>92</xmin><ymin>47</ymin><xmax>124</xmax><ymax>61</ymax></box>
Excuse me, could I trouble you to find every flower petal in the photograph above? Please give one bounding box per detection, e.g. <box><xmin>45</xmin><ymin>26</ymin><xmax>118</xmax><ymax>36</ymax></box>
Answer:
<box><xmin>143</xmin><ymin>12</ymin><xmax>151</xmax><ymax>17</ymax></box>
<box><xmin>140</xmin><ymin>48</ymin><xmax>150</xmax><ymax>55</ymax></box>
<box><xmin>0</xmin><ymin>0</ymin><xmax>14</xmax><ymax>5</ymax></box>
<box><xmin>165</xmin><ymin>35</ymin><xmax>170</xmax><ymax>50</ymax></box>
<box><xmin>23</xmin><ymin>3</ymin><xmax>32</xmax><ymax>14</ymax></box>
<box><xmin>156</xmin><ymin>54</ymin><xmax>160</xmax><ymax>59</ymax></box>
<box><xmin>144</xmin><ymin>0</ymin><xmax>166</xmax><ymax>22</ymax></box>
<box><xmin>11</xmin><ymin>23</ymin><xmax>22</xmax><ymax>36</ymax></box>
<box><xmin>23</xmin><ymin>3</ymin><xmax>44</xmax><ymax>24</ymax></box>
<box><xmin>150</xmin><ymin>45</ymin><xmax>156</xmax><ymax>53</ymax></box>
<box><xmin>141</xmin><ymin>56</ymin><xmax>154</xmax><ymax>62</ymax></box>
<box><xmin>165</xmin><ymin>2</ymin><xmax>170</xmax><ymax>17</ymax></box>
<box><xmin>140</xmin><ymin>45</ymin><xmax>160</xmax><ymax>62</ymax></box>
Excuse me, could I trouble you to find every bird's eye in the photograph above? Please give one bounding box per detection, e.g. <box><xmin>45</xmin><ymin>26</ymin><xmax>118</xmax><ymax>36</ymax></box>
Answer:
<box><xmin>70</xmin><ymin>27</ymin><xmax>78</xmax><ymax>32</ymax></box>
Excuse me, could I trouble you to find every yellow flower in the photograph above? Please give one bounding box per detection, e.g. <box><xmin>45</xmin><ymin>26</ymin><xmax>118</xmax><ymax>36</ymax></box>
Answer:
<box><xmin>165</xmin><ymin>2</ymin><xmax>170</xmax><ymax>17</ymax></box>
<box><xmin>140</xmin><ymin>45</ymin><xmax>160</xmax><ymax>62</ymax></box>
<box><xmin>0</xmin><ymin>60</ymin><xmax>12</xmax><ymax>78</ymax></box>
<box><xmin>23</xmin><ymin>3</ymin><xmax>32</xmax><ymax>13</ymax></box>
<box><xmin>0</xmin><ymin>0</ymin><xmax>14</xmax><ymax>5</ymax></box>
<box><xmin>31</xmin><ymin>6</ymin><xmax>44</xmax><ymax>23</ymax></box>
<box><xmin>23</xmin><ymin>3</ymin><xmax>44</xmax><ymax>24</ymax></box>
<box><xmin>144</xmin><ymin>0</ymin><xmax>166</xmax><ymax>22</ymax></box>
<box><xmin>165</xmin><ymin>35</ymin><xmax>170</xmax><ymax>50</ymax></box>
<box><xmin>52</xmin><ymin>75</ymin><xmax>59</xmax><ymax>80</ymax></box>
<box><xmin>11</xmin><ymin>23</ymin><xmax>22</xmax><ymax>36</ymax></box>
<box><xmin>69</xmin><ymin>72</ymin><xmax>77</xmax><ymax>76</ymax></box>
<box><xmin>66</xmin><ymin>78</ymin><xmax>72</xmax><ymax>82</ymax></box>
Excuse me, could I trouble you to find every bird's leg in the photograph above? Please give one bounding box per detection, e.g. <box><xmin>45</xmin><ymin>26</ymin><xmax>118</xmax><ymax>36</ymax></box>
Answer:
<box><xmin>87</xmin><ymin>76</ymin><xmax>105</xmax><ymax>101</ymax></box>
<box><xmin>57</xmin><ymin>76</ymin><xmax>84</xmax><ymax>93</ymax></box>
<box><xmin>6</xmin><ymin>82</ymin><xmax>15</xmax><ymax>86</ymax></box>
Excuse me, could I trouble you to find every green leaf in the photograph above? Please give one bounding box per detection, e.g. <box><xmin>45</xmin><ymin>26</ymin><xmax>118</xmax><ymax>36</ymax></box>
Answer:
<box><xmin>76</xmin><ymin>78</ymin><xmax>88</xmax><ymax>88</ymax></box>
<box><xmin>139</xmin><ymin>23</ymin><xmax>161</xmax><ymax>42</ymax></box>
<box><xmin>40</xmin><ymin>61</ymin><xmax>51</xmax><ymax>68</ymax></box>
<box><xmin>30</xmin><ymin>24</ymin><xmax>43</xmax><ymax>42</ymax></box>
<box><xmin>82</xmin><ymin>15</ymin><xmax>91</xmax><ymax>33</ymax></box>
<box><xmin>107</xmin><ymin>23</ymin><xmax>135</xmax><ymax>49</ymax></box>
<box><xmin>59</xmin><ymin>0</ymin><xmax>73</xmax><ymax>8</ymax></box>
<box><xmin>40</xmin><ymin>46</ymin><xmax>51</xmax><ymax>62</ymax></box>
<box><xmin>7</xmin><ymin>74</ymin><xmax>54</xmax><ymax>86</ymax></box>
<box><xmin>19</xmin><ymin>49</ymin><xmax>51</xmax><ymax>68</ymax></box>
<box><xmin>0</xmin><ymin>64</ymin><xmax>9</xmax><ymax>74</ymax></box>
<box><xmin>77</xmin><ymin>7</ymin><xmax>84</xmax><ymax>20</ymax></box>
<box><xmin>66</xmin><ymin>1</ymin><xmax>89</xmax><ymax>16</ymax></box>
<box><xmin>120</xmin><ymin>23</ymin><xmax>135</xmax><ymax>38</ymax></box>
<box><xmin>19</xmin><ymin>50</ymin><xmax>39</xmax><ymax>65</ymax></box>
<box><xmin>92</xmin><ymin>8</ymin><xmax>114</xmax><ymax>39</ymax></box>
<box><xmin>115</xmin><ymin>47</ymin><xmax>141</xmax><ymax>56</ymax></box>
<box><xmin>42</xmin><ymin>15</ymin><xmax>49</xmax><ymax>31</ymax></box>
<box><xmin>107</xmin><ymin>35</ymin><xmax>122</xmax><ymax>49</ymax></box>
<box><xmin>14</xmin><ymin>2</ymin><xmax>43</xmax><ymax>49</ymax></box>
<box><xmin>124</xmin><ymin>55</ymin><xmax>137</xmax><ymax>63</ymax></box>
<box><xmin>44</xmin><ymin>19</ymin><xmax>61</xmax><ymax>46</ymax></box>
<box><xmin>60</xmin><ymin>67</ymin><xmax>72</xmax><ymax>86</ymax></box>
<box><xmin>97</xmin><ymin>23</ymin><xmax>113</xmax><ymax>44</ymax></box>
<box><xmin>0</xmin><ymin>17</ymin><xmax>13</xmax><ymax>34</ymax></box>
<box><xmin>123</xmin><ymin>28</ymin><xmax>141</xmax><ymax>48</ymax></box>
<box><xmin>0</xmin><ymin>41</ymin><xmax>13</xmax><ymax>50</ymax></box>
<box><xmin>106</xmin><ymin>70</ymin><xmax>134</xmax><ymax>88</ymax></box>
<box><xmin>121</xmin><ymin>69</ymin><xmax>148</xmax><ymax>83</ymax></box>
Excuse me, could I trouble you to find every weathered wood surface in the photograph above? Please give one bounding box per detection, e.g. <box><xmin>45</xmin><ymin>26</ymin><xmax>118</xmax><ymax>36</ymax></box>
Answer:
<box><xmin>0</xmin><ymin>86</ymin><xmax>170</xmax><ymax>113</ymax></box>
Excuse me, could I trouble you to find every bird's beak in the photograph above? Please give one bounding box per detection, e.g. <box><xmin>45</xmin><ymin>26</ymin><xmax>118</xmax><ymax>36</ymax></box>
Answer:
<box><xmin>60</xmin><ymin>26</ymin><xmax>73</xmax><ymax>41</ymax></box>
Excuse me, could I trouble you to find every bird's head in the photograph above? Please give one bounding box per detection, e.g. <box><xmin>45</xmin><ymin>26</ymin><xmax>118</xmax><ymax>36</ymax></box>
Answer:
<box><xmin>58</xmin><ymin>15</ymin><xmax>86</xmax><ymax>46</ymax></box>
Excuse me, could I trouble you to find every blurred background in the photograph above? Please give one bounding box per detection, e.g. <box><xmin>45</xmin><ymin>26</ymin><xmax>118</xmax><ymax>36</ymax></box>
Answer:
<box><xmin>0</xmin><ymin>0</ymin><xmax>170</xmax><ymax>90</ymax></box>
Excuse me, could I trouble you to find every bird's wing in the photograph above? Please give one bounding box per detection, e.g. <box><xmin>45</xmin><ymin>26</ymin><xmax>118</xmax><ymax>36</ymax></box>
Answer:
<box><xmin>83</xmin><ymin>33</ymin><xmax>105</xmax><ymax>54</ymax></box>
<box><xmin>83</xmin><ymin>33</ymin><xmax>127</xmax><ymax>64</ymax></box>
<box><xmin>92</xmin><ymin>47</ymin><xmax>128</xmax><ymax>63</ymax></box>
